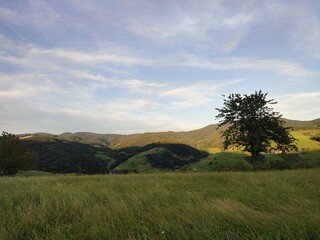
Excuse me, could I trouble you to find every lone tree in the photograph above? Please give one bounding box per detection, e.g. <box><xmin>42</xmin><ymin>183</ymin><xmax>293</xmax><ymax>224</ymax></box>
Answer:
<box><xmin>215</xmin><ymin>91</ymin><xmax>297</xmax><ymax>171</ymax></box>
<box><xmin>0</xmin><ymin>132</ymin><xmax>35</xmax><ymax>175</ymax></box>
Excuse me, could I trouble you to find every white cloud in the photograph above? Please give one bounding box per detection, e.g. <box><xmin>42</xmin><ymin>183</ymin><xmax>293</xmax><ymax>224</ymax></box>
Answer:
<box><xmin>273</xmin><ymin>91</ymin><xmax>320</xmax><ymax>120</ymax></box>
<box><xmin>75</xmin><ymin>71</ymin><xmax>165</xmax><ymax>94</ymax></box>
<box><xmin>0</xmin><ymin>1</ymin><xmax>62</xmax><ymax>32</ymax></box>
<box><xmin>1</xmin><ymin>36</ymin><xmax>316</xmax><ymax>80</ymax></box>
<box><xmin>0</xmin><ymin>90</ymin><xmax>25</xmax><ymax>98</ymax></box>
<box><xmin>0</xmin><ymin>7</ymin><xmax>22</xmax><ymax>24</ymax></box>
<box><xmin>95</xmin><ymin>98</ymin><xmax>159</xmax><ymax>113</ymax></box>
<box><xmin>179</xmin><ymin>55</ymin><xmax>317</xmax><ymax>78</ymax></box>
<box><xmin>247</xmin><ymin>1</ymin><xmax>320</xmax><ymax>59</ymax></box>
<box><xmin>127</xmin><ymin>2</ymin><xmax>255</xmax><ymax>54</ymax></box>
<box><xmin>36</xmin><ymin>48</ymin><xmax>150</xmax><ymax>66</ymax></box>
<box><xmin>161</xmin><ymin>79</ymin><xmax>244</xmax><ymax>109</ymax></box>
<box><xmin>222</xmin><ymin>13</ymin><xmax>254</xmax><ymax>29</ymax></box>
<box><xmin>0</xmin><ymin>96</ymin><xmax>183</xmax><ymax>134</ymax></box>
<box><xmin>0</xmin><ymin>35</ymin><xmax>150</xmax><ymax>70</ymax></box>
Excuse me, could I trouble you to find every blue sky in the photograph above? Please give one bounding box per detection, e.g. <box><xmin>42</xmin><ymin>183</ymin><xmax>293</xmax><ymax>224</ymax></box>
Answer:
<box><xmin>0</xmin><ymin>0</ymin><xmax>319</xmax><ymax>134</ymax></box>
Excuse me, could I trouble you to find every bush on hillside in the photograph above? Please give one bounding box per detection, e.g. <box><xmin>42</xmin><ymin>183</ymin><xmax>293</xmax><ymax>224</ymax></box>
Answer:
<box><xmin>0</xmin><ymin>132</ymin><xmax>35</xmax><ymax>175</ymax></box>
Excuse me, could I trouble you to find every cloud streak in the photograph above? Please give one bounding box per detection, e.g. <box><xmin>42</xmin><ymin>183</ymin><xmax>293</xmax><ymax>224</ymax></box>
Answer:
<box><xmin>161</xmin><ymin>79</ymin><xmax>244</xmax><ymax>109</ymax></box>
<box><xmin>178</xmin><ymin>55</ymin><xmax>316</xmax><ymax>78</ymax></box>
<box><xmin>1</xmin><ymin>38</ymin><xmax>316</xmax><ymax>79</ymax></box>
<box><xmin>273</xmin><ymin>91</ymin><xmax>320</xmax><ymax>120</ymax></box>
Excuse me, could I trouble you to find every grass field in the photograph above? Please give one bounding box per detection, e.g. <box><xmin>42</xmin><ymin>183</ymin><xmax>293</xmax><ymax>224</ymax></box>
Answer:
<box><xmin>1</xmin><ymin>169</ymin><xmax>319</xmax><ymax>239</ymax></box>
<box><xmin>291</xmin><ymin>130</ymin><xmax>320</xmax><ymax>151</ymax></box>
<box><xmin>207</xmin><ymin>130</ymin><xmax>320</xmax><ymax>153</ymax></box>
<box><xmin>114</xmin><ymin>147</ymin><xmax>162</xmax><ymax>172</ymax></box>
<box><xmin>187</xmin><ymin>152</ymin><xmax>251</xmax><ymax>171</ymax></box>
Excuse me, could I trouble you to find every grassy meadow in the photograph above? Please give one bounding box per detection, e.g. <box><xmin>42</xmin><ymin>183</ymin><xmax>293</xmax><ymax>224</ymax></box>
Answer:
<box><xmin>191</xmin><ymin>130</ymin><xmax>320</xmax><ymax>172</ymax></box>
<box><xmin>1</xmin><ymin>169</ymin><xmax>320</xmax><ymax>239</ymax></box>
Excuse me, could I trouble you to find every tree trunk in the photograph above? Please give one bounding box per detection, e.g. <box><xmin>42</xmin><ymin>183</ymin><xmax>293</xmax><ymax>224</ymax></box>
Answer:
<box><xmin>252</xmin><ymin>153</ymin><xmax>258</xmax><ymax>172</ymax></box>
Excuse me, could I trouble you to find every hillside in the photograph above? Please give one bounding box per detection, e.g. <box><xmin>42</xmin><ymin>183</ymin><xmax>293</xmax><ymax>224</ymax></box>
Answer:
<box><xmin>25</xmin><ymin>140</ymin><xmax>208</xmax><ymax>174</ymax></box>
<box><xmin>18</xmin><ymin>118</ymin><xmax>320</xmax><ymax>174</ymax></box>
<box><xmin>20</xmin><ymin>118</ymin><xmax>319</xmax><ymax>150</ymax></box>
<box><xmin>113</xmin><ymin>143</ymin><xmax>208</xmax><ymax>173</ymax></box>
<box><xmin>282</xmin><ymin>118</ymin><xmax>320</xmax><ymax>130</ymax></box>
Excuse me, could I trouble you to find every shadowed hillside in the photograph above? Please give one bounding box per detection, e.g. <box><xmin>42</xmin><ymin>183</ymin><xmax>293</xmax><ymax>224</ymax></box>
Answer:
<box><xmin>24</xmin><ymin>140</ymin><xmax>208</xmax><ymax>174</ymax></box>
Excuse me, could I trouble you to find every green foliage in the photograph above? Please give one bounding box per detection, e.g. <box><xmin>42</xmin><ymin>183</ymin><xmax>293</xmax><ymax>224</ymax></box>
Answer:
<box><xmin>262</xmin><ymin>154</ymin><xmax>293</xmax><ymax>170</ymax></box>
<box><xmin>0</xmin><ymin>170</ymin><xmax>319</xmax><ymax>239</ymax></box>
<box><xmin>0</xmin><ymin>132</ymin><xmax>35</xmax><ymax>175</ymax></box>
<box><xmin>294</xmin><ymin>151</ymin><xmax>320</xmax><ymax>169</ymax></box>
<box><xmin>189</xmin><ymin>152</ymin><xmax>251</xmax><ymax>171</ymax></box>
<box><xmin>26</xmin><ymin>140</ymin><xmax>113</xmax><ymax>174</ymax></box>
<box><xmin>147</xmin><ymin>148</ymin><xmax>181</xmax><ymax>169</ymax></box>
<box><xmin>114</xmin><ymin>144</ymin><xmax>208</xmax><ymax>173</ymax></box>
<box><xmin>311</xmin><ymin>136</ymin><xmax>320</xmax><ymax>142</ymax></box>
<box><xmin>188</xmin><ymin>150</ymin><xmax>320</xmax><ymax>172</ymax></box>
<box><xmin>114</xmin><ymin>149</ymin><xmax>154</xmax><ymax>173</ymax></box>
<box><xmin>95</xmin><ymin>152</ymin><xmax>117</xmax><ymax>172</ymax></box>
<box><xmin>216</xmin><ymin>91</ymin><xmax>297</xmax><ymax>170</ymax></box>
<box><xmin>23</xmin><ymin>140</ymin><xmax>208</xmax><ymax>174</ymax></box>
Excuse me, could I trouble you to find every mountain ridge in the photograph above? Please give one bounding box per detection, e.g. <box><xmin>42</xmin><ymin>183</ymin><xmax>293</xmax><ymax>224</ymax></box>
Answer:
<box><xmin>19</xmin><ymin>118</ymin><xmax>320</xmax><ymax>150</ymax></box>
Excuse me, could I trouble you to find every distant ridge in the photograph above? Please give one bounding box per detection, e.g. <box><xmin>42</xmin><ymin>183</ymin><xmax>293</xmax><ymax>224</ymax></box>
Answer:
<box><xmin>19</xmin><ymin>118</ymin><xmax>319</xmax><ymax>150</ymax></box>
<box><xmin>282</xmin><ymin>118</ymin><xmax>320</xmax><ymax>130</ymax></box>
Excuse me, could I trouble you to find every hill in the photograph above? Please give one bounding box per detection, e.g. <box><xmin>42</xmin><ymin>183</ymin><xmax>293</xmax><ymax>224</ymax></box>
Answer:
<box><xmin>113</xmin><ymin>143</ymin><xmax>208</xmax><ymax>173</ymax></box>
<box><xmin>282</xmin><ymin>118</ymin><xmax>320</xmax><ymax>130</ymax></box>
<box><xmin>25</xmin><ymin>140</ymin><xmax>207</xmax><ymax>174</ymax></box>
<box><xmin>18</xmin><ymin>118</ymin><xmax>319</xmax><ymax>174</ymax></box>
<box><xmin>25</xmin><ymin>140</ymin><xmax>114</xmax><ymax>174</ymax></box>
<box><xmin>20</xmin><ymin>118</ymin><xmax>320</xmax><ymax>151</ymax></box>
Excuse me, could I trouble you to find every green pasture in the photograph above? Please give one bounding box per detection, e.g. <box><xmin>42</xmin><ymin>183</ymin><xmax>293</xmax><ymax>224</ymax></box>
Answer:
<box><xmin>114</xmin><ymin>147</ymin><xmax>166</xmax><ymax>172</ymax></box>
<box><xmin>291</xmin><ymin>130</ymin><xmax>320</xmax><ymax>151</ymax></box>
<box><xmin>0</xmin><ymin>169</ymin><xmax>319</xmax><ymax>239</ymax></box>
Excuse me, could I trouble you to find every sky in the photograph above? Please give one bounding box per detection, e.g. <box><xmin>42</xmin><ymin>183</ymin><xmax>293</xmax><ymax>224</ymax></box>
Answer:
<box><xmin>0</xmin><ymin>0</ymin><xmax>319</xmax><ymax>134</ymax></box>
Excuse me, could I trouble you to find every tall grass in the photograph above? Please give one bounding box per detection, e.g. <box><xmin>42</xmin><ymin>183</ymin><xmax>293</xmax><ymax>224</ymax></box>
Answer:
<box><xmin>0</xmin><ymin>170</ymin><xmax>319</xmax><ymax>239</ymax></box>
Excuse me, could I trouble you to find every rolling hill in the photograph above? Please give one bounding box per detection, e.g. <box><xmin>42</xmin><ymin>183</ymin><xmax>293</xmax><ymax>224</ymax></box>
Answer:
<box><xmin>19</xmin><ymin>118</ymin><xmax>320</xmax><ymax>150</ymax></box>
<box><xmin>18</xmin><ymin>118</ymin><xmax>319</xmax><ymax>174</ymax></box>
<box><xmin>24</xmin><ymin>141</ymin><xmax>208</xmax><ymax>174</ymax></box>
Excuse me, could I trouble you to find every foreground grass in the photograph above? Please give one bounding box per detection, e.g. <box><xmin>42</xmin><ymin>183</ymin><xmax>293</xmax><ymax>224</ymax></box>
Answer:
<box><xmin>0</xmin><ymin>170</ymin><xmax>319</xmax><ymax>239</ymax></box>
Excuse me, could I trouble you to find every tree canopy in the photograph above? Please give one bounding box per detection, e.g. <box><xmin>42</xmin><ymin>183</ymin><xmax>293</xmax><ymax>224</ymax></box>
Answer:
<box><xmin>0</xmin><ymin>132</ymin><xmax>35</xmax><ymax>175</ymax></box>
<box><xmin>215</xmin><ymin>91</ymin><xmax>297</xmax><ymax>170</ymax></box>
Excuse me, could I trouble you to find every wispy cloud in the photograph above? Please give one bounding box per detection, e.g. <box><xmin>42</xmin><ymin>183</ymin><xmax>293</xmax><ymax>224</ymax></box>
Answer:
<box><xmin>127</xmin><ymin>2</ymin><xmax>255</xmax><ymax>54</ymax></box>
<box><xmin>0</xmin><ymin>90</ymin><xmax>25</xmax><ymax>98</ymax></box>
<box><xmin>36</xmin><ymin>48</ymin><xmax>150</xmax><ymax>66</ymax></box>
<box><xmin>273</xmin><ymin>91</ymin><xmax>320</xmax><ymax>120</ymax></box>
<box><xmin>161</xmin><ymin>79</ymin><xmax>244</xmax><ymax>109</ymax></box>
<box><xmin>74</xmin><ymin>71</ymin><xmax>165</xmax><ymax>94</ymax></box>
<box><xmin>262</xmin><ymin>1</ymin><xmax>320</xmax><ymax>58</ymax></box>
<box><xmin>177</xmin><ymin>55</ymin><xmax>317</xmax><ymax>78</ymax></box>
<box><xmin>1</xmin><ymin>31</ymin><xmax>317</xmax><ymax>80</ymax></box>
<box><xmin>0</xmin><ymin>95</ymin><xmax>183</xmax><ymax>134</ymax></box>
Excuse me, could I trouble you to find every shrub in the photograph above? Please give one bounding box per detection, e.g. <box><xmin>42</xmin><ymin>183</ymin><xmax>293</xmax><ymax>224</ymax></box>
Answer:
<box><xmin>0</xmin><ymin>132</ymin><xmax>35</xmax><ymax>175</ymax></box>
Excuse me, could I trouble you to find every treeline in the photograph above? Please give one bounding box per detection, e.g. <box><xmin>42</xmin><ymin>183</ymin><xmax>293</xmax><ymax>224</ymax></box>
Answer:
<box><xmin>26</xmin><ymin>140</ymin><xmax>112</xmax><ymax>174</ymax></box>
<box><xmin>310</xmin><ymin>136</ymin><xmax>320</xmax><ymax>142</ymax></box>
